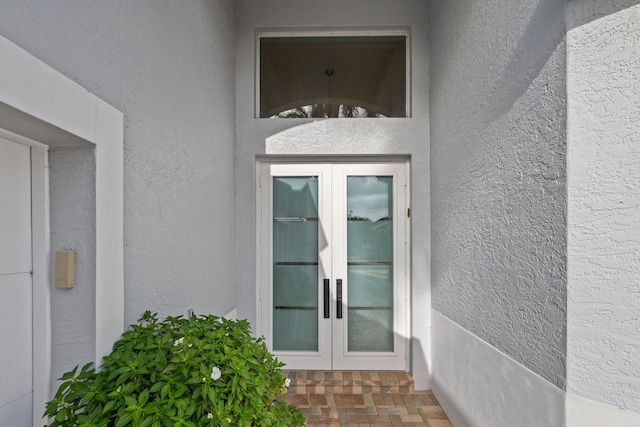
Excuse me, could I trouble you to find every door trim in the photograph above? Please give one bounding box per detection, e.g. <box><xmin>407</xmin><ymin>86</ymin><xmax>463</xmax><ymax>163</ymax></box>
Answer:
<box><xmin>31</xmin><ymin>145</ymin><xmax>50</xmax><ymax>427</ymax></box>
<box><xmin>256</xmin><ymin>158</ymin><xmax>411</xmax><ymax>371</ymax></box>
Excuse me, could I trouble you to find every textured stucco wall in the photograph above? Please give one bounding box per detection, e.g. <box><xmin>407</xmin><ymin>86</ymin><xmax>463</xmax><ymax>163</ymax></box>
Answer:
<box><xmin>0</xmin><ymin>0</ymin><xmax>237</xmax><ymax>377</ymax></box>
<box><xmin>117</xmin><ymin>2</ymin><xmax>236</xmax><ymax>326</ymax></box>
<box><xmin>566</xmin><ymin>1</ymin><xmax>640</xmax><ymax>412</ymax></box>
<box><xmin>430</xmin><ymin>0</ymin><xmax>567</xmax><ymax>388</ymax></box>
<box><xmin>235</xmin><ymin>0</ymin><xmax>432</xmax><ymax>387</ymax></box>
<box><xmin>48</xmin><ymin>147</ymin><xmax>96</xmax><ymax>394</ymax></box>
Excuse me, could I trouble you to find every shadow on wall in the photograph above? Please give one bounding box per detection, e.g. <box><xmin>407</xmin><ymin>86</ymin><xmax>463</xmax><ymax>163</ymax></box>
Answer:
<box><xmin>410</xmin><ymin>336</ymin><xmax>431</xmax><ymax>391</ymax></box>
<box><xmin>566</xmin><ymin>0</ymin><xmax>640</xmax><ymax>30</ymax></box>
<box><xmin>485</xmin><ymin>0</ymin><xmax>566</xmax><ymax>123</ymax></box>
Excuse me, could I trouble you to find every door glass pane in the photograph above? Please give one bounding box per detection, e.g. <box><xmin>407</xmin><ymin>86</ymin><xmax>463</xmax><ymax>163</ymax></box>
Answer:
<box><xmin>273</xmin><ymin>177</ymin><xmax>319</xmax><ymax>351</ymax></box>
<box><xmin>346</xmin><ymin>176</ymin><xmax>394</xmax><ymax>352</ymax></box>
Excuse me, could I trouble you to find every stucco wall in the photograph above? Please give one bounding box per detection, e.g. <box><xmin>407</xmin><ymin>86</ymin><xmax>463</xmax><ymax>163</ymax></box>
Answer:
<box><xmin>430</xmin><ymin>0</ymin><xmax>567</xmax><ymax>388</ymax></box>
<box><xmin>234</xmin><ymin>0</ymin><xmax>432</xmax><ymax>387</ymax></box>
<box><xmin>48</xmin><ymin>147</ymin><xmax>96</xmax><ymax>393</ymax></box>
<box><xmin>566</xmin><ymin>0</ymin><xmax>640</xmax><ymax>412</ymax></box>
<box><xmin>116</xmin><ymin>1</ymin><xmax>236</xmax><ymax>326</ymax></box>
<box><xmin>0</xmin><ymin>0</ymin><xmax>237</xmax><ymax>375</ymax></box>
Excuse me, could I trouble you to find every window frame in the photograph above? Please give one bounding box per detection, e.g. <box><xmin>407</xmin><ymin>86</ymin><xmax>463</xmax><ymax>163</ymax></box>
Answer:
<box><xmin>255</xmin><ymin>28</ymin><xmax>412</xmax><ymax>119</ymax></box>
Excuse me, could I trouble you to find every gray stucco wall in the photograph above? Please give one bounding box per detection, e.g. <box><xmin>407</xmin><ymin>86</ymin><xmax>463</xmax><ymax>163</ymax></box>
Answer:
<box><xmin>234</xmin><ymin>0</ymin><xmax>432</xmax><ymax>388</ymax></box>
<box><xmin>49</xmin><ymin>147</ymin><xmax>96</xmax><ymax>391</ymax></box>
<box><xmin>117</xmin><ymin>2</ymin><xmax>236</xmax><ymax>326</ymax></box>
<box><xmin>566</xmin><ymin>0</ymin><xmax>640</xmax><ymax>412</ymax></box>
<box><xmin>429</xmin><ymin>0</ymin><xmax>568</xmax><ymax>388</ymax></box>
<box><xmin>0</xmin><ymin>0</ymin><xmax>237</xmax><ymax>375</ymax></box>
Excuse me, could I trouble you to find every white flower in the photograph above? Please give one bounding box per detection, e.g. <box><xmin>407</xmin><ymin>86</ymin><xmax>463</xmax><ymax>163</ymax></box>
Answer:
<box><xmin>174</xmin><ymin>337</ymin><xmax>184</xmax><ymax>346</ymax></box>
<box><xmin>211</xmin><ymin>366</ymin><xmax>221</xmax><ymax>381</ymax></box>
<box><xmin>285</xmin><ymin>378</ymin><xmax>291</xmax><ymax>388</ymax></box>
<box><xmin>207</xmin><ymin>413</ymin><xmax>213</xmax><ymax>419</ymax></box>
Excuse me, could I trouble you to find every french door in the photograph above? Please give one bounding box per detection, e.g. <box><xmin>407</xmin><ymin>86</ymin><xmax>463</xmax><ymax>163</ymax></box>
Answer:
<box><xmin>258</xmin><ymin>161</ymin><xmax>409</xmax><ymax>371</ymax></box>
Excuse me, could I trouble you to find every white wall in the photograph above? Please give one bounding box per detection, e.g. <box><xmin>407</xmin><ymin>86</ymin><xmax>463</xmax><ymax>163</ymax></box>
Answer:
<box><xmin>566</xmin><ymin>1</ymin><xmax>640</xmax><ymax>414</ymax></box>
<box><xmin>234</xmin><ymin>0</ymin><xmax>432</xmax><ymax>388</ymax></box>
<box><xmin>432</xmin><ymin>312</ymin><xmax>565</xmax><ymax>427</ymax></box>
<box><xmin>0</xmin><ymin>0</ymin><xmax>237</xmax><ymax>386</ymax></box>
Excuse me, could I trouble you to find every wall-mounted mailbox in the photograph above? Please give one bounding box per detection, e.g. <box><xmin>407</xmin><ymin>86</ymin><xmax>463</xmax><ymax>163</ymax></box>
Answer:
<box><xmin>55</xmin><ymin>250</ymin><xmax>75</xmax><ymax>289</ymax></box>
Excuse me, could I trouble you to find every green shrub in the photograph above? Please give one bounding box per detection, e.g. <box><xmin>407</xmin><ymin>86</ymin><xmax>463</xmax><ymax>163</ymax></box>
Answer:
<box><xmin>44</xmin><ymin>311</ymin><xmax>306</xmax><ymax>427</ymax></box>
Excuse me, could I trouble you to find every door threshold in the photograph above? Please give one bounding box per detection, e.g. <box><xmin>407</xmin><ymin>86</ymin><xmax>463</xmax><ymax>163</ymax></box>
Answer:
<box><xmin>282</xmin><ymin>370</ymin><xmax>415</xmax><ymax>394</ymax></box>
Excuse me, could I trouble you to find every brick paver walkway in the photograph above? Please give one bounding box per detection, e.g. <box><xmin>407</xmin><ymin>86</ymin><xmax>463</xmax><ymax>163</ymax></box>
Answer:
<box><xmin>283</xmin><ymin>371</ymin><xmax>452</xmax><ymax>427</ymax></box>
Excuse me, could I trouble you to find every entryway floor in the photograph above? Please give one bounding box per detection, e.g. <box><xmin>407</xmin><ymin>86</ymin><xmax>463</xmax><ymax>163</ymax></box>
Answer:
<box><xmin>283</xmin><ymin>371</ymin><xmax>452</xmax><ymax>427</ymax></box>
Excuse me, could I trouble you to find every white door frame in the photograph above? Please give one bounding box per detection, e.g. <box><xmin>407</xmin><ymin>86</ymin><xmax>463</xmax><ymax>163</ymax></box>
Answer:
<box><xmin>256</xmin><ymin>158</ymin><xmax>411</xmax><ymax>371</ymax></box>
<box><xmin>31</xmin><ymin>145</ymin><xmax>49</xmax><ymax>426</ymax></box>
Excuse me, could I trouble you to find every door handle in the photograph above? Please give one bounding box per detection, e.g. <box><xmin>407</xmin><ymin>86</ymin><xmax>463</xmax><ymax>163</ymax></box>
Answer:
<box><xmin>336</xmin><ymin>279</ymin><xmax>343</xmax><ymax>319</ymax></box>
<box><xmin>323</xmin><ymin>279</ymin><xmax>330</xmax><ymax>318</ymax></box>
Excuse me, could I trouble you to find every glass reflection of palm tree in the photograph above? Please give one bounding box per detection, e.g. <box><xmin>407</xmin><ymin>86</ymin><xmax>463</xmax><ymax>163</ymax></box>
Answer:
<box><xmin>340</xmin><ymin>105</ymin><xmax>380</xmax><ymax>118</ymax></box>
<box><xmin>275</xmin><ymin>104</ymin><xmax>330</xmax><ymax>118</ymax></box>
<box><xmin>274</xmin><ymin>66</ymin><xmax>383</xmax><ymax>118</ymax></box>
<box><xmin>275</xmin><ymin>104</ymin><xmax>382</xmax><ymax>118</ymax></box>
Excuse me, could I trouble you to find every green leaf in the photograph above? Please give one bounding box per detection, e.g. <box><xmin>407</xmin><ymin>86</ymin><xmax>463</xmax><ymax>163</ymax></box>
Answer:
<box><xmin>124</xmin><ymin>395</ymin><xmax>137</xmax><ymax>407</ymax></box>
<box><xmin>139</xmin><ymin>389</ymin><xmax>150</xmax><ymax>406</ymax></box>
<box><xmin>207</xmin><ymin>388</ymin><xmax>216</xmax><ymax>405</ymax></box>
<box><xmin>139</xmin><ymin>416</ymin><xmax>155</xmax><ymax>427</ymax></box>
<box><xmin>108</xmin><ymin>366</ymin><xmax>131</xmax><ymax>382</ymax></box>
<box><xmin>115</xmin><ymin>412</ymin><xmax>133</xmax><ymax>427</ymax></box>
<box><xmin>161</xmin><ymin>383</ymin><xmax>171</xmax><ymax>400</ymax></box>
<box><xmin>80</xmin><ymin>391</ymin><xmax>96</xmax><ymax>405</ymax></box>
<box><xmin>149</xmin><ymin>381</ymin><xmax>164</xmax><ymax>394</ymax></box>
<box><xmin>56</xmin><ymin>408</ymin><xmax>69</xmax><ymax>422</ymax></box>
<box><xmin>60</xmin><ymin>366</ymin><xmax>78</xmax><ymax>380</ymax></box>
<box><xmin>102</xmin><ymin>399</ymin><xmax>117</xmax><ymax>415</ymax></box>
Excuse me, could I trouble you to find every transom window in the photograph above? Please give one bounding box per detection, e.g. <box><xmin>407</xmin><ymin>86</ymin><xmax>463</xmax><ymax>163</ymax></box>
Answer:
<box><xmin>258</xmin><ymin>33</ymin><xmax>408</xmax><ymax>118</ymax></box>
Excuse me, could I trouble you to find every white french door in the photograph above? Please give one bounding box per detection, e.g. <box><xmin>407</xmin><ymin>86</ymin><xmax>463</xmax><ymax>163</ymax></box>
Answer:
<box><xmin>258</xmin><ymin>161</ymin><xmax>409</xmax><ymax>371</ymax></box>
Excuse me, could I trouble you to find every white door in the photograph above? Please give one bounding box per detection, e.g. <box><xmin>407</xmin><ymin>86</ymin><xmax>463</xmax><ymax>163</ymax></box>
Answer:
<box><xmin>259</xmin><ymin>162</ymin><xmax>409</xmax><ymax>371</ymax></box>
<box><xmin>0</xmin><ymin>137</ymin><xmax>33</xmax><ymax>426</ymax></box>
